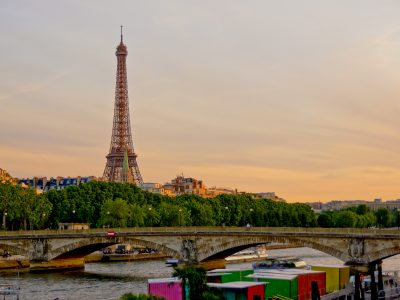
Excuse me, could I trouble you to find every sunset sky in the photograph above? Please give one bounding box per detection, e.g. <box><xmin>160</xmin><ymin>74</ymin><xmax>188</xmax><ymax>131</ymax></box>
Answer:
<box><xmin>2</xmin><ymin>1</ymin><xmax>400</xmax><ymax>202</ymax></box>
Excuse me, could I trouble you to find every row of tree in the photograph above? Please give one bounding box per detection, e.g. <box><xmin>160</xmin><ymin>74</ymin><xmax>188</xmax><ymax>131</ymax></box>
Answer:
<box><xmin>317</xmin><ymin>204</ymin><xmax>400</xmax><ymax>228</ymax></box>
<box><xmin>0</xmin><ymin>181</ymin><xmax>317</xmax><ymax>229</ymax></box>
<box><xmin>1</xmin><ymin>181</ymin><xmax>399</xmax><ymax>230</ymax></box>
<box><xmin>44</xmin><ymin>181</ymin><xmax>318</xmax><ymax>229</ymax></box>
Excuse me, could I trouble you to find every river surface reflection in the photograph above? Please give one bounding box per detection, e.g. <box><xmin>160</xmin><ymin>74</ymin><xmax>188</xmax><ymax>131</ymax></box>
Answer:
<box><xmin>1</xmin><ymin>248</ymin><xmax>399</xmax><ymax>300</ymax></box>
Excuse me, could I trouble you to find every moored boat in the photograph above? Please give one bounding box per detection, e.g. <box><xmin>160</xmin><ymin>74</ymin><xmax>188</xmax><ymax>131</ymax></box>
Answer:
<box><xmin>225</xmin><ymin>246</ymin><xmax>268</xmax><ymax>263</ymax></box>
<box><xmin>252</xmin><ymin>256</ymin><xmax>307</xmax><ymax>270</ymax></box>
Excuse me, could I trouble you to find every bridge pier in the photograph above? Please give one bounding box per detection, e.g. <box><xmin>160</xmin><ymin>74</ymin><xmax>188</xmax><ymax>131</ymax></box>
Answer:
<box><xmin>377</xmin><ymin>260</ymin><xmax>385</xmax><ymax>300</ymax></box>
<box><xmin>369</xmin><ymin>262</ymin><xmax>378</xmax><ymax>300</ymax></box>
<box><xmin>199</xmin><ymin>259</ymin><xmax>225</xmax><ymax>270</ymax></box>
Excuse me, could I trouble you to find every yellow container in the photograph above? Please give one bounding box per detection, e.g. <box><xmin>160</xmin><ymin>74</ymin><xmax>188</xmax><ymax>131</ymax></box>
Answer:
<box><xmin>311</xmin><ymin>265</ymin><xmax>349</xmax><ymax>293</ymax></box>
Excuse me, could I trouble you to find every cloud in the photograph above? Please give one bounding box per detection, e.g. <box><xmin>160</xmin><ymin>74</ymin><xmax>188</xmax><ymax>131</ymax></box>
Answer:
<box><xmin>0</xmin><ymin>69</ymin><xmax>72</xmax><ymax>103</ymax></box>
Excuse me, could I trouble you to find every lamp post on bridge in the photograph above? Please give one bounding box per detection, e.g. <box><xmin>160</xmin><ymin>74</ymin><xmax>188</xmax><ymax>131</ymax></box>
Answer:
<box><xmin>249</xmin><ymin>208</ymin><xmax>254</xmax><ymax>227</ymax></box>
<box><xmin>42</xmin><ymin>213</ymin><xmax>46</xmax><ymax>229</ymax></box>
<box><xmin>2</xmin><ymin>212</ymin><xmax>7</xmax><ymax>230</ymax></box>
<box><xmin>223</xmin><ymin>206</ymin><xmax>229</xmax><ymax>227</ymax></box>
<box><xmin>178</xmin><ymin>208</ymin><xmax>182</xmax><ymax>226</ymax></box>
<box><xmin>148</xmin><ymin>207</ymin><xmax>153</xmax><ymax>227</ymax></box>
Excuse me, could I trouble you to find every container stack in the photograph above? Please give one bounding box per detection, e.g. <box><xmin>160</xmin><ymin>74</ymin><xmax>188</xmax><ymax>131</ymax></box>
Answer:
<box><xmin>310</xmin><ymin>265</ymin><xmax>350</xmax><ymax>293</ymax></box>
<box><xmin>246</xmin><ymin>273</ymin><xmax>298</xmax><ymax>300</ymax></box>
<box><xmin>208</xmin><ymin>281</ymin><xmax>266</xmax><ymax>300</ymax></box>
<box><xmin>253</xmin><ymin>268</ymin><xmax>326</xmax><ymax>300</ymax></box>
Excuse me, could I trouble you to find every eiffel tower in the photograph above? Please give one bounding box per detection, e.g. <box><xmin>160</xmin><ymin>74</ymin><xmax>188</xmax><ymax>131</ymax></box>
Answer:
<box><xmin>102</xmin><ymin>27</ymin><xmax>143</xmax><ymax>185</ymax></box>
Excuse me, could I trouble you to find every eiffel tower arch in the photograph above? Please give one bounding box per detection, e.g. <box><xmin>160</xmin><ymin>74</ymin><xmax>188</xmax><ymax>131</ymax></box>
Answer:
<box><xmin>103</xmin><ymin>27</ymin><xmax>143</xmax><ymax>185</ymax></box>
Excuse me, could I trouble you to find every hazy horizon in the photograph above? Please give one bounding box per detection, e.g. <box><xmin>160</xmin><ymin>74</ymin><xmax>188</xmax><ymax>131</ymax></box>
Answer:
<box><xmin>2</xmin><ymin>1</ymin><xmax>400</xmax><ymax>202</ymax></box>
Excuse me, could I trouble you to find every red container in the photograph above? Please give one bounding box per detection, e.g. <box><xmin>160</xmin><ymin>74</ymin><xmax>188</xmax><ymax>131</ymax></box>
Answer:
<box><xmin>148</xmin><ymin>277</ymin><xmax>183</xmax><ymax>300</ymax></box>
<box><xmin>208</xmin><ymin>281</ymin><xmax>266</xmax><ymax>300</ymax></box>
<box><xmin>258</xmin><ymin>269</ymin><xmax>326</xmax><ymax>300</ymax></box>
<box><xmin>247</xmin><ymin>283</ymin><xmax>265</xmax><ymax>300</ymax></box>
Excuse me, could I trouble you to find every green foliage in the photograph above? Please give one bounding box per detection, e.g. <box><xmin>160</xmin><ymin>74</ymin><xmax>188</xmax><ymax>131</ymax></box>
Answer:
<box><xmin>0</xmin><ymin>183</ymin><xmax>52</xmax><ymax>230</ymax></box>
<box><xmin>120</xmin><ymin>294</ymin><xmax>164</xmax><ymax>300</ymax></box>
<box><xmin>99</xmin><ymin>198</ymin><xmax>131</xmax><ymax>227</ymax></box>
<box><xmin>39</xmin><ymin>181</ymin><xmax>319</xmax><ymax>228</ymax></box>
<box><xmin>317</xmin><ymin>213</ymin><xmax>334</xmax><ymax>227</ymax></box>
<box><xmin>375</xmin><ymin>208</ymin><xmax>392</xmax><ymax>228</ymax></box>
<box><xmin>316</xmin><ymin>204</ymin><xmax>390</xmax><ymax>228</ymax></box>
<box><xmin>335</xmin><ymin>211</ymin><xmax>358</xmax><ymax>228</ymax></box>
<box><xmin>173</xmin><ymin>265</ymin><xmax>223</xmax><ymax>300</ymax></box>
<box><xmin>1</xmin><ymin>181</ymin><xmax>319</xmax><ymax>229</ymax></box>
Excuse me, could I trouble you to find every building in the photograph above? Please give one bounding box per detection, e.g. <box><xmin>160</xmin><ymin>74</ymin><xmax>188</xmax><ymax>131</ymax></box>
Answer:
<box><xmin>140</xmin><ymin>182</ymin><xmax>164</xmax><ymax>194</ymax></box>
<box><xmin>307</xmin><ymin>198</ymin><xmax>400</xmax><ymax>212</ymax></box>
<box><xmin>0</xmin><ymin>168</ymin><xmax>15</xmax><ymax>184</ymax></box>
<box><xmin>58</xmin><ymin>223</ymin><xmax>90</xmax><ymax>230</ymax></box>
<box><xmin>251</xmin><ymin>192</ymin><xmax>285</xmax><ymax>202</ymax></box>
<box><xmin>163</xmin><ymin>175</ymin><xmax>208</xmax><ymax>197</ymax></box>
<box><xmin>18</xmin><ymin>176</ymin><xmax>96</xmax><ymax>193</ymax></box>
<box><xmin>207</xmin><ymin>186</ymin><xmax>236</xmax><ymax>197</ymax></box>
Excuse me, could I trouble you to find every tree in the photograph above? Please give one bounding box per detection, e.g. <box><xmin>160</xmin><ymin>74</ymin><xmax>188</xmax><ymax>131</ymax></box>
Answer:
<box><xmin>173</xmin><ymin>265</ymin><xmax>212</xmax><ymax>300</ymax></box>
<box><xmin>375</xmin><ymin>208</ymin><xmax>392</xmax><ymax>228</ymax></box>
<box><xmin>99</xmin><ymin>198</ymin><xmax>131</xmax><ymax>228</ymax></box>
<box><xmin>356</xmin><ymin>204</ymin><xmax>371</xmax><ymax>215</ymax></box>
<box><xmin>335</xmin><ymin>211</ymin><xmax>357</xmax><ymax>228</ymax></box>
<box><xmin>317</xmin><ymin>214</ymin><xmax>334</xmax><ymax>228</ymax></box>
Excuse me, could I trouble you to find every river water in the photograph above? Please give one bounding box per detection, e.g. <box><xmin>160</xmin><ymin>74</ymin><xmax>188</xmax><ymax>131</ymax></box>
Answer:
<box><xmin>1</xmin><ymin>248</ymin><xmax>400</xmax><ymax>300</ymax></box>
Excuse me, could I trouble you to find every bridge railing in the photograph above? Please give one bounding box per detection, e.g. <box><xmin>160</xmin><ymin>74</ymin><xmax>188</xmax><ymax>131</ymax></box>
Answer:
<box><xmin>0</xmin><ymin>226</ymin><xmax>398</xmax><ymax>236</ymax></box>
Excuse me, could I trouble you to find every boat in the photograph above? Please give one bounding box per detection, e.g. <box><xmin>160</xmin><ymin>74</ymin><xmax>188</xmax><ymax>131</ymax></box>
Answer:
<box><xmin>252</xmin><ymin>256</ymin><xmax>307</xmax><ymax>270</ymax></box>
<box><xmin>225</xmin><ymin>246</ymin><xmax>268</xmax><ymax>263</ymax></box>
<box><xmin>85</xmin><ymin>245</ymin><xmax>167</xmax><ymax>263</ymax></box>
<box><xmin>165</xmin><ymin>258</ymin><xmax>182</xmax><ymax>267</ymax></box>
<box><xmin>166</xmin><ymin>246</ymin><xmax>268</xmax><ymax>267</ymax></box>
<box><xmin>350</xmin><ymin>272</ymin><xmax>400</xmax><ymax>300</ymax></box>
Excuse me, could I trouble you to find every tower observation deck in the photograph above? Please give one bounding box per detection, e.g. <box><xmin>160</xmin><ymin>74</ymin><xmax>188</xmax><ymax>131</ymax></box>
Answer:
<box><xmin>102</xmin><ymin>27</ymin><xmax>143</xmax><ymax>185</ymax></box>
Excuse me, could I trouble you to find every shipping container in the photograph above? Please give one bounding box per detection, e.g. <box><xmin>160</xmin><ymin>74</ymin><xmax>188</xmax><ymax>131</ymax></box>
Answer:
<box><xmin>246</xmin><ymin>273</ymin><xmax>298</xmax><ymax>300</ymax></box>
<box><xmin>208</xmin><ymin>281</ymin><xmax>266</xmax><ymax>300</ymax></box>
<box><xmin>208</xmin><ymin>268</ymin><xmax>254</xmax><ymax>283</ymax></box>
<box><xmin>148</xmin><ymin>277</ymin><xmax>183</xmax><ymax>300</ymax></box>
<box><xmin>311</xmin><ymin>265</ymin><xmax>349</xmax><ymax>292</ymax></box>
<box><xmin>207</xmin><ymin>272</ymin><xmax>232</xmax><ymax>283</ymax></box>
<box><xmin>256</xmin><ymin>268</ymin><xmax>326</xmax><ymax>300</ymax></box>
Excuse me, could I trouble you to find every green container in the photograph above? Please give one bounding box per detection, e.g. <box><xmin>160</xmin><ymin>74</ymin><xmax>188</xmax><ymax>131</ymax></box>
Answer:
<box><xmin>209</xmin><ymin>269</ymin><xmax>254</xmax><ymax>283</ymax></box>
<box><xmin>247</xmin><ymin>273</ymin><xmax>298</xmax><ymax>300</ymax></box>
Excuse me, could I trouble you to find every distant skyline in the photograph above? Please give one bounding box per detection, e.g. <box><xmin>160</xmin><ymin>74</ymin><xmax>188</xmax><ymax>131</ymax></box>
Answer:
<box><xmin>2</xmin><ymin>1</ymin><xmax>400</xmax><ymax>202</ymax></box>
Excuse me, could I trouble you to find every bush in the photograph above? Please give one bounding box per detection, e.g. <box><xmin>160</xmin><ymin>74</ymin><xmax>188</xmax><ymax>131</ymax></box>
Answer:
<box><xmin>120</xmin><ymin>294</ymin><xmax>165</xmax><ymax>300</ymax></box>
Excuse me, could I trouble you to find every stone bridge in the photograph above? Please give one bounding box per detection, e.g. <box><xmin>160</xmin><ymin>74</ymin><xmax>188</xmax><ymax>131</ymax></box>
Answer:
<box><xmin>0</xmin><ymin>227</ymin><xmax>399</xmax><ymax>267</ymax></box>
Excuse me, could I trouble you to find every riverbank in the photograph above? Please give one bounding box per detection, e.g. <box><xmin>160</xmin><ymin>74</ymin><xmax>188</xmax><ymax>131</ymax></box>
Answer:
<box><xmin>0</xmin><ymin>256</ymin><xmax>30</xmax><ymax>272</ymax></box>
<box><xmin>85</xmin><ymin>252</ymin><xmax>168</xmax><ymax>263</ymax></box>
<box><xmin>0</xmin><ymin>252</ymin><xmax>169</xmax><ymax>272</ymax></box>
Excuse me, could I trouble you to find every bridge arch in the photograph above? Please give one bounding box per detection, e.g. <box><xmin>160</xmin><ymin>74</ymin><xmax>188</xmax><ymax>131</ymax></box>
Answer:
<box><xmin>367</xmin><ymin>246</ymin><xmax>400</xmax><ymax>263</ymax></box>
<box><xmin>198</xmin><ymin>235</ymin><xmax>346</xmax><ymax>263</ymax></box>
<box><xmin>50</xmin><ymin>237</ymin><xmax>179</xmax><ymax>261</ymax></box>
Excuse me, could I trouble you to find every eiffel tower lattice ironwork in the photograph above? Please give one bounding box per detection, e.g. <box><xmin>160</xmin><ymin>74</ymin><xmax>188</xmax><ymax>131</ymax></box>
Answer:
<box><xmin>103</xmin><ymin>27</ymin><xmax>143</xmax><ymax>185</ymax></box>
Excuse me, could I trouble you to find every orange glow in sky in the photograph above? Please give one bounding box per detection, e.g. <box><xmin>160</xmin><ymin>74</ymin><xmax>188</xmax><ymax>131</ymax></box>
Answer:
<box><xmin>2</xmin><ymin>1</ymin><xmax>400</xmax><ymax>202</ymax></box>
